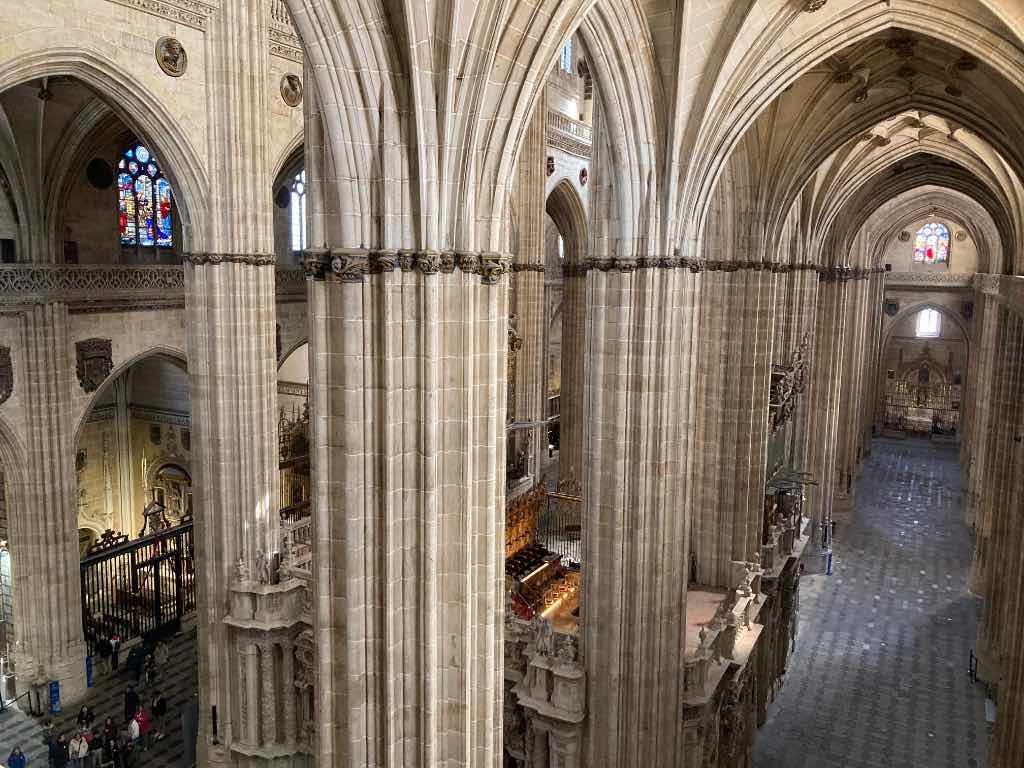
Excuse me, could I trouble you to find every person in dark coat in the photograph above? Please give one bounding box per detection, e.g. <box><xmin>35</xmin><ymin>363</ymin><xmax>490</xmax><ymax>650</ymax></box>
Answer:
<box><xmin>7</xmin><ymin>747</ymin><xmax>27</xmax><ymax>768</ymax></box>
<box><xmin>123</xmin><ymin>685</ymin><xmax>139</xmax><ymax>725</ymax></box>
<box><xmin>151</xmin><ymin>690</ymin><xmax>167</xmax><ymax>740</ymax></box>
<box><xmin>109</xmin><ymin>634</ymin><xmax>121</xmax><ymax>672</ymax></box>
<box><xmin>95</xmin><ymin>635</ymin><xmax>113</xmax><ymax>676</ymax></box>
<box><xmin>48</xmin><ymin>735</ymin><xmax>69</xmax><ymax>768</ymax></box>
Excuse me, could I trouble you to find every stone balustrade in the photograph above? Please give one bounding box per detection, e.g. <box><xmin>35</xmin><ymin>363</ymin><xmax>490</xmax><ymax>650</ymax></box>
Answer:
<box><xmin>546</xmin><ymin>109</ymin><xmax>592</xmax><ymax>158</ymax></box>
<box><xmin>0</xmin><ymin>264</ymin><xmax>306</xmax><ymax>312</ymax></box>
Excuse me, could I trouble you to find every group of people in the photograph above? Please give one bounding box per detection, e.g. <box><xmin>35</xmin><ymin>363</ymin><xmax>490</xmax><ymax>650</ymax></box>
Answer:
<box><xmin>35</xmin><ymin>690</ymin><xmax>168</xmax><ymax>768</ymax></box>
<box><xmin>7</xmin><ymin>637</ymin><xmax>173</xmax><ymax>768</ymax></box>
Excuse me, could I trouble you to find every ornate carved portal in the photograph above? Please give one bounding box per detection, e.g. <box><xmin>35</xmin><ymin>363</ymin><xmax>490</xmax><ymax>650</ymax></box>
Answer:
<box><xmin>0</xmin><ymin>346</ymin><xmax>11</xmax><ymax>405</ymax></box>
<box><xmin>75</xmin><ymin>338</ymin><xmax>113</xmax><ymax>393</ymax></box>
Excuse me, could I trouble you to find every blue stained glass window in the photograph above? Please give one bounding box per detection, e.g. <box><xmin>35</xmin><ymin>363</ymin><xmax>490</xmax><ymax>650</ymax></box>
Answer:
<box><xmin>118</xmin><ymin>143</ymin><xmax>173</xmax><ymax>248</ymax></box>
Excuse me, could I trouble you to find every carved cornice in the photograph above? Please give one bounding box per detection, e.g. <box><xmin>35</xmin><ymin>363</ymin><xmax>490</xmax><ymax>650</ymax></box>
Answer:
<box><xmin>129</xmin><ymin>405</ymin><xmax>191</xmax><ymax>427</ymax></box>
<box><xmin>885</xmin><ymin>271</ymin><xmax>975</xmax><ymax>288</ymax></box>
<box><xmin>103</xmin><ymin>0</ymin><xmax>214</xmax><ymax>30</ymax></box>
<box><xmin>86</xmin><ymin>405</ymin><xmax>116</xmax><ymax>423</ymax></box>
<box><xmin>185</xmin><ymin>252</ymin><xmax>276</xmax><ymax>267</ymax></box>
<box><xmin>0</xmin><ymin>265</ymin><xmax>304</xmax><ymax>314</ymax></box>
<box><xmin>269</xmin><ymin>0</ymin><xmax>303</xmax><ymax>62</ymax></box>
<box><xmin>512</xmin><ymin>264</ymin><xmax>546</xmax><ymax>273</ymax></box>
<box><xmin>278</xmin><ymin>381</ymin><xmax>309</xmax><ymax>398</ymax></box>
<box><xmin>303</xmin><ymin>248</ymin><xmax>511</xmax><ymax>284</ymax></box>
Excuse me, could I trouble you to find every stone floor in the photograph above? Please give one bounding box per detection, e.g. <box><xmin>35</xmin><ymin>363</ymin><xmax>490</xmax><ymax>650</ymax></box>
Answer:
<box><xmin>0</xmin><ymin>625</ymin><xmax>197</xmax><ymax>767</ymax></box>
<box><xmin>754</xmin><ymin>437</ymin><xmax>990</xmax><ymax>768</ymax></box>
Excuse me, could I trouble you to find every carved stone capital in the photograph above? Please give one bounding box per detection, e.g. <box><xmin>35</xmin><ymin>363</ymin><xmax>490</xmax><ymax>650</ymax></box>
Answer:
<box><xmin>301</xmin><ymin>248</ymin><xmax>330</xmax><ymax>279</ymax></box>
<box><xmin>439</xmin><ymin>251</ymin><xmax>457</xmax><ymax>273</ymax></box>
<box><xmin>397</xmin><ymin>250</ymin><xmax>416</xmax><ymax>272</ymax></box>
<box><xmin>480</xmin><ymin>252</ymin><xmax>507</xmax><ymax>285</ymax></box>
<box><xmin>185</xmin><ymin>252</ymin><xmax>276</xmax><ymax>267</ymax></box>
<box><xmin>330</xmin><ymin>248</ymin><xmax>370</xmax><ymax>283</ymax></box>
<box><xmin>369</xmin><ymin>250</ymin><xmax>397</xmax><ymax>274</ymax></box>
<box><xmin>457</xmin><ymin>252</ymin><xmax>482</xmax><ymax>275</ymax></box>
<box><xmin>415</xmin><ymin>250</ymin><xmax>441</xmax><ymax>275</ymax></box>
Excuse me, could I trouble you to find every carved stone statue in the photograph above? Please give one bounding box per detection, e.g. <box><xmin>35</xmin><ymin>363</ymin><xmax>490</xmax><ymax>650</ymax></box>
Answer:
<box><xmin>156</xmin><ymin>37</ymin><xmax>188</xmax><ymax>77</ymax></box>
<box><xmin>556</xmin><ymin>633</ymin><xmax>577</xmax><ymax>663</ymax></box>
<box><xmin>255</xmin><ymin>550</ymin><xmax>271</xmax><ymax>584</ymax></box>
<box><xmin>236</xmin><ymin>557</ymin><xmax>251</xmax><ymax>583</ymax></box>
<box><xmin>532</xmin><ymin>616</ymin><xmax>555</xmax><ymax>658</ymax></box>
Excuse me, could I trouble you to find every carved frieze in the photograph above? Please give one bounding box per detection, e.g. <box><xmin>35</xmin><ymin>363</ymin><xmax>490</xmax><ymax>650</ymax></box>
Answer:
<box><xmin>104</xmin><ymin>0</ymin><xmax>213</xmax><ymax>30</ymax></box>
<box><xmin>76</xmin><ymin>338</ymin><xmax>113</xmax><ymax>393</ymax></box>
<box><xmin>768</xmin><ymin>334</ymin><xmax>810</xmax><ymax>434</ymax></box>
<box><xmin>0</xmin><ymin>346</ymin><xmax>11</xmax><ymax>405</ymax></box>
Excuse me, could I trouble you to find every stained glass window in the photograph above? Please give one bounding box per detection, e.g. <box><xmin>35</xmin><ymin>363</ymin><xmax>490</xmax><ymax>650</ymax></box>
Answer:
<box><xmin>118</xmin><ymin>143</ymin><xmax>172</xmax><ymax>247</ymax></box>
<box><xmin>913</xmin><ymin>222</ymin><xmax>949</xmax><ymax>264</ymax></box>
<box><xmin>290</xmin><ymin>170</ymin><xmax>307</xmax><ymax>252</ymax></box>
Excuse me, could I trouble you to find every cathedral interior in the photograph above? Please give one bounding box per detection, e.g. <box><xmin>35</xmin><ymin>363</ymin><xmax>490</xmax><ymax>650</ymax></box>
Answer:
<box><xmin>0</xmin><ymin>1</ymin><xmax>1023</xmax><ymax>766</ymax></box>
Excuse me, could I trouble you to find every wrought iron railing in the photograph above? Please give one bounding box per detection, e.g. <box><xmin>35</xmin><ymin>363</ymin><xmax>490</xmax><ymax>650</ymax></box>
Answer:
<box><xmin>80</xmin><ymin>520</ymin><xmax>195</xmax><ymax>655</ymax></box>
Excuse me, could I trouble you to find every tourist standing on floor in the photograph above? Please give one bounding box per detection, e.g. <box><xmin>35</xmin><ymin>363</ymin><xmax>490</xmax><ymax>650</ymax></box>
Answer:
<box><xmin>48</xmin><ymin>735</ymin><xmax>68</xmax><ymax>768</ymax></box>
<box><xmin>95</xmin><ymin>635</ymin><xmax>112</xmax><ymax>676</ymax></box>
<box><xmin>132</xmin><ymin>704</ymin><xmax>152</xmax><ymax>751</ymax></box>
<box><xmin>67</xmin><ymin>733</ymin><xmax>87</xmax><ymax>768</ymax></box>
<box><xmin>123</xmin><ymin>685</ymin><xmax>139</xmax><ymax>725</ymax></box>
<box><xmin>76</xmin><ymin>706</ymin><xmax>95</xmax><ymax>731</ymax></box>
<box><xmin>116</xmin><ymin>725</ymin><xmax>133</xmax><ymax>768</ymax></box>
<box><xmin>7</xmin><ymin>747</ymin><xmax>27</xmax><ymax>768</ymax></box>
<box><xmin>109</xmin><ymin>633</ymin><xmax>121</xmax><ymax>672</ymax></box>
<box><xmin>151</xmin><ymin>689</ymin><xmax>167</xmax><ymax>740</ymax></box>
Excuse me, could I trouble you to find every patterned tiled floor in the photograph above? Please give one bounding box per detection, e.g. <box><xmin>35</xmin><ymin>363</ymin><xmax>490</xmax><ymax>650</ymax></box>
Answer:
<box><xmin>0</xmin><ymin>625</ymin><xmax>197</xmax><ymax>767</ymax></box>
<box><xmin>754</xmin><ymin>438</ymin><xmax>989</xmax><ymax>768</ymax></box>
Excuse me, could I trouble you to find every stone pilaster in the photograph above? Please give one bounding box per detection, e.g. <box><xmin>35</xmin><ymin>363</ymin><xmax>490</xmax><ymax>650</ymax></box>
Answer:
<box><xmin>307</xmin><ymin>256</ymin><xmax>506</xmax><ymax>766</ymax></box>
<box><xmin>509</xmin><ymin>99</ymin><xmax>547</xmax><ymax>485</ymax></box>
<box><xmin>10</xmin><ymin>302</ymin><xmax>87</xmax><ymax>702</ymax></box>
<box><xmin>964</xmin><ymin>293</ymin><xmax>999</xmax><ymax>530</ymax></box>
<box><xmin>804</xmin><ymin>277</ymin><xmax>850</xmax><ymax>544</ymax></box>
<box><xmin>581</xmin><ymin>264</ymin><xmax>698</xmax><ymax>766</ymax></box>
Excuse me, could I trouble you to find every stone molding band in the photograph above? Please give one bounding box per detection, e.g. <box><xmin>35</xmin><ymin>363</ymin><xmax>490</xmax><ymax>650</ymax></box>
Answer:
<box><xmin>185</xmin><ymin>252</ymin><xmax>277</xmax><ymax>266</ymax></box>
<box><xmin>512</xmin><ymin>264</ymin><xmax>547</xmax><ymax>273</ymax></box>
<box><xmin>302</xmin><ymin>248</ymin><xmax>513</xmax><ymax>285</ymax></box>
<box><xmin>559</xmin><ymin>258</ymin><xmax>886</xmax><ymax>279</ymax></box>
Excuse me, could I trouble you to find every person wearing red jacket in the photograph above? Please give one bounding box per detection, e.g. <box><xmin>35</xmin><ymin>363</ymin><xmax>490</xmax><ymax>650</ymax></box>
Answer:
<box><xmin>131</xmin><ymin>705</ymin><xmax>152</xmax><ymax>751</ymax></box>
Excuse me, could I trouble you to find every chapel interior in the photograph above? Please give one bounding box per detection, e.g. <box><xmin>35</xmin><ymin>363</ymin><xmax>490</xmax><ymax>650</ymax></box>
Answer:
<box><xmin>0</xmin><ymin>1</ymin><xmax>1023</xmax><ymax>767</ymax></box>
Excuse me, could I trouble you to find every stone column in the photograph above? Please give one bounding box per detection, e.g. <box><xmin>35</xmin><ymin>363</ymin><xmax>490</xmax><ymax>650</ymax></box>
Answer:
<box><xmin>804</xmin><ymin>274</ymin><xmax>850</xmax><ymax>544</ymax></box>
<box><xmin>307</xmin><ymin>251</ymin><xmax>507</xmax><ymax>766</ymax></box>
<box><xmin>188</xmin><ymin>1</ymin><xmax>282</xmax><ymax>764</ymax></box>
<box><xmin>510</xmin><ymin>100</ymin><xmax>547</xmax><ymax>484</ymax></box>
<box><xmin>581</xmin><ymin>262</ymin><xmax>699</xmax><ymax>766</ymax></box>
<box><xmin>9</xmin><ymin>302</ymin><xmax>87</xmax><ymax>702</ymax></box>
<box><xmin>112</xmin><ymin>376</ymin><xmax>134</xmax><ymax>534</ymax></box>
<box><xmin>964</xmin><ymin>292</ymin><xmax>999</xmax><ymax>529</ymax></box>
<box><xmin>692</xmin><ymin>266</ymin><xmax>776</xmax><ymax>588</ymax></box>
<box><xmin>243</xmin><ymin>643</ymin><xmax>260</xmax><ymax>747</ymax></box>
<box><xmin>282</xmin><ymin>636</ymin><xmax>296</xmax><ymax>744</ymax></box>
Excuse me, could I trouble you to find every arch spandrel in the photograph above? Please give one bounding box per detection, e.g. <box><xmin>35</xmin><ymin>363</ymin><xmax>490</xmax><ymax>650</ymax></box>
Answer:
<box><xmin>0</xmin><ymin>49</ymin><xmax>209</xmax><ymax>253</ymax></box>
